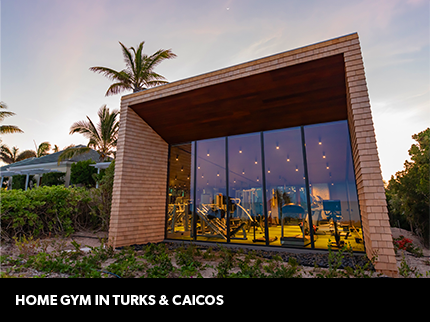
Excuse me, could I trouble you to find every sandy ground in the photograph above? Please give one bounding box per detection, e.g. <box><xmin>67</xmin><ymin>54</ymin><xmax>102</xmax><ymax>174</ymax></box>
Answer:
<box><xmin>1</xmin><ymin>228</ymin><xmax>429</xmax><ymax>278</ymax></box>
<box><xmin>390</xmin><ymin>227</ymin><xmax>430</xmax><ymax>277</ymax></box>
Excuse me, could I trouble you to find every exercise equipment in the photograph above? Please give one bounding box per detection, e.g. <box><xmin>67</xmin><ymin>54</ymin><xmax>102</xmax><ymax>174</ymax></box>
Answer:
<box><xmin>196</xmin><ymin>204</ymin><xmax>246</xmax><ymax>240</ymax></box>
<box><xmin>323</xmin><ymin>200</ymin><xmax>344</xmax><ymax>247</ymax></box>
<box><xmin>280</xmin><ymin>205</ymin><xmax>309</xmax><ymax>246</ymax></box>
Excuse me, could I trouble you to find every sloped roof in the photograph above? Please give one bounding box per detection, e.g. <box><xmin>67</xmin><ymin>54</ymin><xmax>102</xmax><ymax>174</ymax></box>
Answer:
<box><xmin>0</xmin><ymin>145</ymin><xmax>101</xmax><ymax>171</ymax></box>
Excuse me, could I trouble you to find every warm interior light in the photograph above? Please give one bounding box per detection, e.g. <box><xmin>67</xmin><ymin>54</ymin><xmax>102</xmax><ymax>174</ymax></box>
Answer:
<box><xmin>176</xmin><ymin>155</ymin><xmax>179</xmax><ymax>161</ymax></box>
<box><xmin>267</xmin><ymin>168</ymin><xmax>271</xmax><ymax>173</ymax></box>
<box><xmin>181</xmin><ymin>166</ymin><xmax>183</xmax><ymax>171</ymax></box>
<box><xmin>217</xmin><ymin>172</ymin><xmax>220</xmax><ymax>177</ymax></box>
<box><xmin>256</xmin><ymin>177</ymin><xmax>259</xmax><ymax>182</ymax></box>
<box><xmin>323</xmin><ymin>151</ymin><xmax>326</xmax><ymax>158</ymax></box>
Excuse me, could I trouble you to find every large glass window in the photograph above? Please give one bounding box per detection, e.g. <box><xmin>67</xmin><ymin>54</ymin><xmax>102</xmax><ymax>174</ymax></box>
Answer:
<box><xmin>228</xmin><ymin>133</ymin><xmax>266</xmax><ymax>244</ymax></box>
<box><xmin>165</xmin><ymin>120</ymin><xmax>364</xmax><ymax>252</ymax></box>
<box><xmin>304</xmin><ymin>121</ymin><xmax>364</xmax><ymax>251</ymax></box>
<box><xmin>195</xmin><ymin>138</ymin><xmax>227</xmax><ymax>242</ymax></box>
<box><xmin>263</xmin><ymin>127</ymin><xmax>312</xmax><ymax>248</ymax></box>
<box><xmin>166</xmin><ymin>143</ymin><xmax>194</xmax><ymax>240</ymax></box>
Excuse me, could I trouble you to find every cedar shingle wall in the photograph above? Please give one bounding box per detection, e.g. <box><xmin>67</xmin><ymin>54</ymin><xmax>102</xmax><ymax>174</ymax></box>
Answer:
<box><xmin>109</xmin><ymin>33</ymin><xmax>397</xmax><ymax>277</ymax></box>
<box><xmin>108</xmin><ymin>104</ymin><xmax>168</xmax><ymax>248</ymax></box>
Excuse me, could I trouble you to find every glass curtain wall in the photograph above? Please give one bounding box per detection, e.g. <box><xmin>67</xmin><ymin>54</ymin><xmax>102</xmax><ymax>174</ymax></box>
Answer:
<box><xmin>195</xmin><ymin>138</ymin><xmax>227</xmax><ymax>242</ymax></box>
<box><xmin>166</xmin><ymin>143</ymin><xmax>194</xmax><ymax>240</ymax></box>
<box><xmin>304</xmin><ymin>121</ymin><xmax>364</xmax><ymax>251</ymax></box>
<box><xmin>228</xmin><ymin>133</ymin><xmax>266</xmax><ymax>244</ymax></box>
<box><xmin>263</xmin><ymin>127</ymin><xmax>312</xmax><ymax>247</ymax></box>
<box><xmin>166</xmin><ymin>120</ymin><xmax>364</xmax><ymax>252</ymax></box>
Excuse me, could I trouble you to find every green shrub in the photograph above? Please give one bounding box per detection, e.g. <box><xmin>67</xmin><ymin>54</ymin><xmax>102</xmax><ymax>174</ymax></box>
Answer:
<box><xmin>71</xmin><ymin>160</ymin><xmax>97</xmax><ymax>187</ymax></box>
<box><xmin>0</xmin><ymin>185</ymin><xmax>104</xmax><ymax>239</ymax></box>
<box><xmin>11</xmin><ymin>174</ymin><xmax>36</xmax><ymax>190</ymax></box>
<box><xmin>40</xmin><ymin>172</ymin><xmax>65</xmax><ymax>187</ymax></box>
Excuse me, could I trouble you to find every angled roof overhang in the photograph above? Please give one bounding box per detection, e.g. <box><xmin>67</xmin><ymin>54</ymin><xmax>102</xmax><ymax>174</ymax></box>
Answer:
<box><xmin>127</xmin><ymin>53</ymin><xmax>348</xmax><ymax>145</ymax></box>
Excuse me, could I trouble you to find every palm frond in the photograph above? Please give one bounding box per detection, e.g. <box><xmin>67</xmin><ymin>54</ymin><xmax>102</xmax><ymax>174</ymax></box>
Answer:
<box><xmin>119</xmin><ymin>41</ymin><xmax>137</xmax><ymax>75</ymax></box>
<box><xmin>0</xmin><ymin>144</ymin><xmax>14</xmax><ymax>164</ymax></box>
<box><xmin>57</xmin><ymin>146</ymin><xmax>91</xmax><ymax>164</ymax></box>
<box><xmin>86</xmin><ymin>115</ymin><xmax>102</xmax><ymax>143</ymax></box>
<box><xmin>145</xmin><ymin>48</ymin><xmax>177</xmax><ymax>71</ymax></box>
<box><xmin>89</xmin><ymin>66</ymin><xmax>129</xmax><ymax>83</ymax></box>
<box><xmin>105</xmin><ymin>81</ymin><xmax>133</xmax><ymax>96</ymax></box>
<box><xmin>69</xmin><ymin>120</ymin><xmax>98</xmax><ymax>141</ymax></box>
<box><xmin>37</xmin><ymin>142</ymin><xmax>51</xmax><ymax>157</ymax></box>
<box><xmin>0</xmin><ymin>125</ymin><xmax>24</xmax><ymax>134</ymax></box>
<box><xmin>0</xmin><ymin>110</ymin><xmax>16</xmax><ymax>122</ymax></box>
<box><xmin>17</xmin><ymin>150</ymin><xmax>36</xmax><ymax>161</ymax></box>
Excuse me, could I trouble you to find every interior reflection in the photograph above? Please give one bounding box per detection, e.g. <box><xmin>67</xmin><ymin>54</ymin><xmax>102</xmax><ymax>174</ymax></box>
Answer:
<box><xmin>304</xmin><ymin>121</ymin><xmax>364</xmax><ymax>251</ymax></box>
<box><xmin>228</xmin><ymin>133</ymin><xmax>266</xmax><ymax>244</ymax></box>
<box><xmin>264</xmin><ymin>127</ymin><xmax>312</xmax><ymax>247</ymax></box>
<box><xmin>195</xmin><ymin>138</ymin><xmax>227</xmax><ymax>242</ymax></box>
<box><xmin>166</xmin><ymin>143</ymin><xmax>194</xmax><ymax>240</ymax></box>
<box><xmin>166</xmin><ymin>120</ymin><xmax>364</xmax><ymax>251</ymax></box>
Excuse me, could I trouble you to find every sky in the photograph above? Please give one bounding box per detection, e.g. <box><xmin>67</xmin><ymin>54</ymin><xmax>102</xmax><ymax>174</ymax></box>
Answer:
<box><xmin>1</xmin><ymin>0</ymin><xmax>429</xmax><ymax>181</ymax></box>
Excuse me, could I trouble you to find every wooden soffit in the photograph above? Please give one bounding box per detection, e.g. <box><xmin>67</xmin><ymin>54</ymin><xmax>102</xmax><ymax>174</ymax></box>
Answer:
<box><xmin>130</xmin><ymin>54</ymin><xmax>347</xmax><ymax>145</ymax></box>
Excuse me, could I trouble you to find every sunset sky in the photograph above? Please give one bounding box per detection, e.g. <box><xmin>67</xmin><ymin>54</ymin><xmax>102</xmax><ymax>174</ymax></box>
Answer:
<box><xmin>1</xmin><ymin>0</ymin><xmax>429</xmax><ymax>181</ymax></box>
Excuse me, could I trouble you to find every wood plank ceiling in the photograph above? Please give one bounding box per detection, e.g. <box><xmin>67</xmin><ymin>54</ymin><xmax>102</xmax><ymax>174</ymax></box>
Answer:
<box><xmin>130</xmin><ymin>54</ymin><xmax>347</xmax><ymax>145</ymax></box>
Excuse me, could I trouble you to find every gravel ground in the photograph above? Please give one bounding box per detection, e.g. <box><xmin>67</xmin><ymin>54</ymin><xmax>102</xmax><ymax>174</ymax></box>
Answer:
<box><xmin>1</xmin><ymin>228</ymin><xmax>428</xmax><ymax>278</ymax></box>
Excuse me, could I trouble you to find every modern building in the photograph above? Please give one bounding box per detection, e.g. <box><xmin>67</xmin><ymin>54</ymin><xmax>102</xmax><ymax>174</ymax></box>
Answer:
<box><xmin>109</xmin><ymin>33</ymin><xmax>397</xmax><ymax>277</ymax></box>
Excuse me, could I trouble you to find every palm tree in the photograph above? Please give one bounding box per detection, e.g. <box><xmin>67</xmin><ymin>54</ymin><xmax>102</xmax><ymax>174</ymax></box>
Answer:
<box><xmin>0</xmin><ymin>101</ymin><xmax>23</xmax><ymax>134</ymax></box>
<box><xmin>58</xmin><ymin>105</ymin><xmax>119</xmax><ymax>163</ymax></box>
<box><xmin>0</xmin><ymin>145</ymin><xmax>35</xmax><ymax>164</ymax></box>
<box><xmin>33</xmin><ymin>140</ymin><xmax>51</xmax><ymax>157</ymax></box>
<box><xmin>89</xmin><ymin>41</ymin><xmax>176</xmax><ymax>96</ymax></box>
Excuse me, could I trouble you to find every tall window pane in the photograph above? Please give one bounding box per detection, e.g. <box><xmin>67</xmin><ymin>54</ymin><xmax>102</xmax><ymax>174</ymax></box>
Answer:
<box><xmin>166</xmin><ymin>143</ymin><xmax>194</xmax><ymax>240</ymax></box>
<box><xmin>228</xmin><ymin>133</ymin><xmax>266</xmax><ymax>244</ymax></box>
<box><xmin>264</xmin><ymin>127</ymin><xmax>312</xmax><ymax>248</ymax></box>
<box><xmin>304</xmin><ymin>121</ymin><xmax>364</xmax><ymax>251</ymax></box>
<box><xmin>195</xmin><ymin>138</ymin><xmax>227</xmax><ymax>242</ymax></box>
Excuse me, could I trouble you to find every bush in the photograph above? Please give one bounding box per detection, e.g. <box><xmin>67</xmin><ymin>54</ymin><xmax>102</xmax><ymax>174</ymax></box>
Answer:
<box><xmin>0</xmin><ymin>185</ymin><xmax>106</xmax><ymax>240</ymax></box>
<box><xmin>40</xmin><ymin>172</ymin><xmax>66</xmax><ymax>187</ymax></box>
<box><xmin>71</xmin><ymin>160</ymin><xmax>97</xmax><ymax>187</ymax></box>
<box><xmin>11</xmin><ymin>174</ymin><xmax>36</xmax><ymax>190</ymax></box>
<box><xmin>87</xmin><ymin>160</ymin><xmax>115</xmax><ymax>231</ymax></box>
